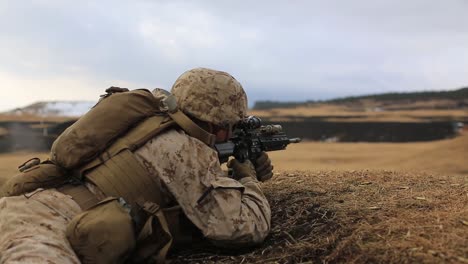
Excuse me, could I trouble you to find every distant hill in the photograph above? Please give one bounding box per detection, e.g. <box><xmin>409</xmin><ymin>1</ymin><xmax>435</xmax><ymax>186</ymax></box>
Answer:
<box><xmin>5</xmin><ymin>101</ymin><xmax>96</xmax><ymax>117</ymax></box>
<box><xmin>253</xmin><ymin>87</ymin><xmax>468</xmax><ymax>110</ymax></box>
<box><xmin>329</xmin><ymin>87</ymin><xmax>468</xmax><ymax>103</ymax></box>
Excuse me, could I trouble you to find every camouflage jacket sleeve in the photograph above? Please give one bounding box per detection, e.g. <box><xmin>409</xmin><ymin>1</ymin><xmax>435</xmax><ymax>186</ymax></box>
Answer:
<box><xmin>134</xmin><ymin>129</ymin><xmax>271</xmax><ymax>246</ymax></box>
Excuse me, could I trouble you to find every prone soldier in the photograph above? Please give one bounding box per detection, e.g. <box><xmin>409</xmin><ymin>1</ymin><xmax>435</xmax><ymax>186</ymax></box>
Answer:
<box><xmin>0</xmin><ymin>67</ymin><xmax>296</xmax><ymax>263</ymax></box>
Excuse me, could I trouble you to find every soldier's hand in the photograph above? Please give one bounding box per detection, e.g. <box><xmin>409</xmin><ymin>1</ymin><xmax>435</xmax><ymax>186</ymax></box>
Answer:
<box><xmin>227</xmin><ymin>159</ymin><xmax>256</xmax><ymax>181</ymax></box>
<box><xmin>255</xmin><ymin>152</ymin><xmax>273</xmax><ymax>182</ymax></box>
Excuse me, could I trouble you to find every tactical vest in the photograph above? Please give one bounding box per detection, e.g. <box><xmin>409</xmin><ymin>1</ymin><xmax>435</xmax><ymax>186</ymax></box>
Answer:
<box><xmin>1</xmin><ymin>87</ymin><xmax>216</xmax><ymax>263</ymax></box>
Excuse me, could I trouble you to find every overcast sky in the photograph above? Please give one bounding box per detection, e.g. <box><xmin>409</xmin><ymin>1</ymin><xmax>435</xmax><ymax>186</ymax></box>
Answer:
<box><xmin>1</xmin><ymin>0</ymin><xmax>467</xmax><ymax>111</ymax></box>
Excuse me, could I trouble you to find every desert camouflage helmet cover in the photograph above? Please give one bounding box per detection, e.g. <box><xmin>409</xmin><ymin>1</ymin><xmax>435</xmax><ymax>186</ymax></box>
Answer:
<box><xmin>171</xmin><ymin>68</ymin><xmax>248</xmax><ymax>126</ymax></box>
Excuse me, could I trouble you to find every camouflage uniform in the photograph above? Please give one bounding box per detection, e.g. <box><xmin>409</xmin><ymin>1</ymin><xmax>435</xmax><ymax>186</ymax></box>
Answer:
<box><xmin>0</xmin><ymin>189</ymin><xmax>82</xmax><ymax>263</ymax></box>
<box><xmin>134</xmin><ymin>128</ymin><xmax>271</xmax><ymax>246</ymax></box>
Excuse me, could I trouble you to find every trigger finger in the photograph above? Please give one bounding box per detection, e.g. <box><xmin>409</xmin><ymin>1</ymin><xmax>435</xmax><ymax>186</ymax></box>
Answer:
<box><xmin>259</xmin><ymin>172</ymin><xmax>273</xmax><ymax>182</ymax></box>
<box><xmin>258</xmin><ymin>165</ymin><xmax>273</xmax><ymax>176</ymax></box>
<box><xmin>256</xmin><ymin>152</ymin><xmax>269</xmax><ymax>164</ymax></box>
<box><xmin>227</xmin><ymin>159</ymin><xmax>236</xmax><ymax>168</ymax></box>
<box><xmin>256</xmin><ymin>159</ymin><xmax>272</xmax><ymax>173</ymax></box>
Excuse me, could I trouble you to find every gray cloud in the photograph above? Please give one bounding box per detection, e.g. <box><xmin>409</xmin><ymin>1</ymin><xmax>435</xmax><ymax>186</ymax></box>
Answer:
<box><xmin>1</xmin><ymin>0</ymin><xmax>467</xmax><ymax>111</ymax></box>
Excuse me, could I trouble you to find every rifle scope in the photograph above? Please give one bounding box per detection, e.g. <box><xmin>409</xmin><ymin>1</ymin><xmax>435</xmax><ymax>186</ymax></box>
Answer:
<box><xmin>237</xmin><ymin>116</ymin><xmax>262</xmax><ymax>130</ymax></box>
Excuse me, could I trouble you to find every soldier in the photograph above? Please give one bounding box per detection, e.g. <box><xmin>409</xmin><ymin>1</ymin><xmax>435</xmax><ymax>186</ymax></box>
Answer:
<box><xmin>0</xmin><ymin>68</ymin><xmax>273</xmax><ymax>263</ymax></box>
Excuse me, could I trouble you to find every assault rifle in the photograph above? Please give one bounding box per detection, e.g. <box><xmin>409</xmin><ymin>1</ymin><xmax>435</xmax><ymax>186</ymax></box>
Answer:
<box><xmin>215</xmin><ymin>116</ymin><xmax>301</xmax><ymax>164</ymax></box>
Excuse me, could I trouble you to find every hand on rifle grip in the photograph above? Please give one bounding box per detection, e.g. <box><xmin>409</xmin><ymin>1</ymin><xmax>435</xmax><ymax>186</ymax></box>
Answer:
<box><xmin>227</xmin><ymin>159</ymin><xmax>256</xmax><ymax>181</ymax></box>
<box><xmin>254</xmin><ymin>152</ymin><xmax>274</xmax><ymax>182</ymax></box>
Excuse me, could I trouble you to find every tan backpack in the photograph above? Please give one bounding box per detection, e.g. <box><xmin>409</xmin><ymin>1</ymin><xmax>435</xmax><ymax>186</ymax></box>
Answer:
<box><xmin>51</xmin><ymin>87</ymin><xmax>162</xmax><ymax>169</ymax></box>
<box><xmin>1</xmin><ymin>87</ymin><xmax>174</xmax><ymax>198</ymax></box>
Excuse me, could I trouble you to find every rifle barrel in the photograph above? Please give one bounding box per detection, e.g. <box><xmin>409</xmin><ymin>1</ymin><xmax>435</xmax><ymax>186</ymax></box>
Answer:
<box><xmin>289</xmin><ymin>138</ymin><xmax>302</xmax><ymax>143</ymax></box>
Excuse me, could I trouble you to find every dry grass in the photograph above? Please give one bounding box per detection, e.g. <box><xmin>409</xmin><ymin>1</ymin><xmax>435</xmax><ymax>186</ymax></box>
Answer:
<box><xmin>172</xmin><ymin>170</ymin><xmax>467</xmax><ymax>263</ymax></box>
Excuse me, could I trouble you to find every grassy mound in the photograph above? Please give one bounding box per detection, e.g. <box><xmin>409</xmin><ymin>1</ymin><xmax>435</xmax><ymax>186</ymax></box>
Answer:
<box><xmin>172</xmin><ymin>171</ymin><xmax>467</xmax><ymax>263</ymax></box>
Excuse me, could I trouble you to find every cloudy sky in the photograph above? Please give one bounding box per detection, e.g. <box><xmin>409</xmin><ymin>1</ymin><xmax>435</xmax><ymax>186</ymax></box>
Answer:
<box><xmin>1</xmin><ymin>0</ymin><xmax>467</xmax><ymax>111</ymax></box>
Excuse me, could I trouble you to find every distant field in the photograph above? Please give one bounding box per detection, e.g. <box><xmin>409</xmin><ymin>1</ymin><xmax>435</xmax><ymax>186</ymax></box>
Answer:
<box><xmin>249</xmin><ymin>100</ymin><xmax>468</xmax><ymax>122</ymax></box>
<box><xmin>270</xmin><ymin>132</ymin><xmax>468</xmax><ymax>176</ymax></box>
<box><xmin>1</xmin><ymin>133</ymin><xmax>467</xmax><ymax>185</ymax></box>
<box><xmin>0</xmin><ymin>113</ymin><xmax>74</xmax><ymax>122</ymax></box>
<box><xmin>0</xmin><ymin>127</ymin><xmax>7</xmax><ymax>136</ymax></box>
<box><xmin>0</xmin><ymin>152</ymin><xmax>49</xmax><ymax>186</ymax></box>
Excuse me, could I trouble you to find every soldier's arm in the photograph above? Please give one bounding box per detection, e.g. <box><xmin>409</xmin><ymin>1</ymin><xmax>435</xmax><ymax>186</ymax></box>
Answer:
<box><xmin>196</xmin><ymin>169</ymin><xmax>271</xmax><ymax>247</ymax></box>
<box><xmin>134</xmin><ymin>130</ymin><xmax>271</xmax><ymax>247</ymax></box>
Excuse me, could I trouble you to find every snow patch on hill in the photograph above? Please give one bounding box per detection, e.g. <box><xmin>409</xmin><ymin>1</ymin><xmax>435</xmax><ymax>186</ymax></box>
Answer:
<box><xmin>7</xmin><ymin>101</ymin><xmax>96</xmax><ymax>117</ymax></box>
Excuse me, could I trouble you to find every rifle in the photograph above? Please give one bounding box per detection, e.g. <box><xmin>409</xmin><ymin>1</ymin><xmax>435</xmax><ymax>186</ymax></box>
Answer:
<box><xmin>215</xmin><ymin>116</ymin><xmax>301</xmax><ymax>164</ymax></box>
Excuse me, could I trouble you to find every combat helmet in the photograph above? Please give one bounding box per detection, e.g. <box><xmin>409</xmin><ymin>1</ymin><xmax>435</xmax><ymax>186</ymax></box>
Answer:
<box><xmin>171</xmin><ymin>67</ymin><xmax>248</xmax><ymax>126</ymax></box>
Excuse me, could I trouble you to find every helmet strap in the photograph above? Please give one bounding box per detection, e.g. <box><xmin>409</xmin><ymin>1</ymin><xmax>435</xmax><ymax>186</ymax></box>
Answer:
<box><xmin>168</xmin><ymin>110</ymin><xmax>216</xmax><ymax>147</ymax></box>
<box><xmin>158</xmin><ymin>89</ymin><xmax>216</xmax><ymax>147</ymax></box>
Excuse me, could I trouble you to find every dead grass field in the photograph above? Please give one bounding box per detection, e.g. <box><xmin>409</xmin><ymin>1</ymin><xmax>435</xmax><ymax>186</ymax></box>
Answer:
<box><xmin>173</xmin><ymin>170</ymin><xmax>467</xmax><ymax>263</ymax></box>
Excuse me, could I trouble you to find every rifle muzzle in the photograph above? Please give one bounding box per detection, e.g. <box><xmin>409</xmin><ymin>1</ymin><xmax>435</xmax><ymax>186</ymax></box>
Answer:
<box><xmin>289</xmin><ymin>138</ymin><xmax>302</xmax><ymax>143</ymax></box>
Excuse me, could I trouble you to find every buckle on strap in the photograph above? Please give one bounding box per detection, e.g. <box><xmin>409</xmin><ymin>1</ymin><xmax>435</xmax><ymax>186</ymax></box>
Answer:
<box><xmin>18</xmin><ymin>157</ymin><xmax>41</xmax><ymax>172</ymax></box>
<box><xmin>154</xmin><ymin>88</ymin><xmax>178</xmax><ymax>114</ymax></box>
<box><xmin>141</xmin><ymin>201</ymin><xmax>161</xmax><ymax>215</ymax></box>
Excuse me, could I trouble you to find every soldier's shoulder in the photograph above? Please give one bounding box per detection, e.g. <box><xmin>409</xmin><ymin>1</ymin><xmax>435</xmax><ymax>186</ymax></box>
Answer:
<box><xmin>145</xmin><ymin>128</ymin><xmax>214</xmax><ymax>154</ymax></box>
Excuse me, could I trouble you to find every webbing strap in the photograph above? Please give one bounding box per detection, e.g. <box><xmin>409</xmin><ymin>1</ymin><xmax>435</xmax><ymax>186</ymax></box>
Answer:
<box><xmin>154</xmin><ymin>210</ymin><xmax>172</xmax><ymax>263</ymax></box>
<box><xmin>168</xmin><ymin>110</ymin><xmax>216</xmax><ymax>147</ymax></box>
<box><xmin>116</xmin><ymin>115</ymin><xmax>174</xmax><ymax>151</ymax></box>
<box><xmin>135</xmin><ymin>201</ymin><xmax>173</xmax><ymax>264</ymax></box>
<box><xmin>113</xmin><ymin>152</ymin><xmax>163</xmax><ymax>204</ymax></box>
<box><xmin>57</xmin><ymin>184</ymin><xmax>99</xmax><ymax>211</ymax></box>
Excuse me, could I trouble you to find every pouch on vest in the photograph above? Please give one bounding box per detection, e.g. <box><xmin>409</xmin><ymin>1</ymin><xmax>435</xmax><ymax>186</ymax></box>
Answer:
<box><xmin>50</xmin><ymin>88</ymin><xmax>161</xmax><ymax>170</ymax></box>
<box><xmin>66</xmin><ymin>197</ymin><xmax>136</xmax><ymax>264</ymax></box>
<box><xmin>0</xmin><ymin>159</ymin><xmax>68</xmax><ymax>197</ymax></box>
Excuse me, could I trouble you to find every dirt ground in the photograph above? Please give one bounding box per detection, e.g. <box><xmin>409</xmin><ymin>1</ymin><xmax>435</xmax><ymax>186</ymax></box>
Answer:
<box><xmin>0</xmin><ymin>135</ymin><xmax>466</xmax><ymax>263</ymax></box>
